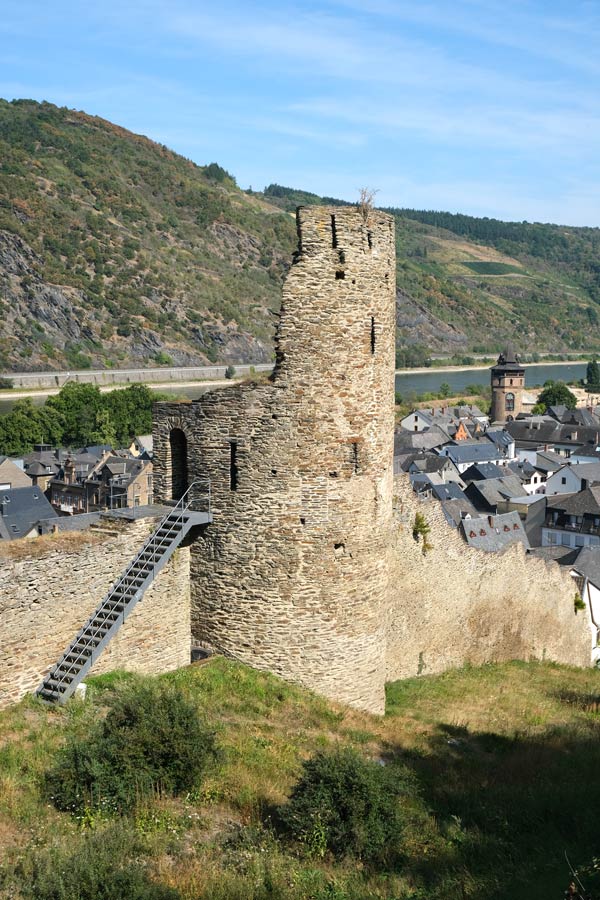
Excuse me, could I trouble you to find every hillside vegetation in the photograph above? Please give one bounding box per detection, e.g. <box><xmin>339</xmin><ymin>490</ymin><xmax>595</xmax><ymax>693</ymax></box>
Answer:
<box><xmin>0</xmin><ymin>100</ymin><xmax>296</xmax><ymax>371</ymax></box>
<box><xmin>2</xmin><ymin>658</ymin><xmax>600</xmax><ymax>899</ymax></box>
<box><xmin>1</xmin><ymin>99</ymin><xmax>600</xmax><ymax>373</ymax></box>
<box><xmin>263</xmin><ymin>184</ymin><xmax>600</xmax><ymax>362</ymax></box>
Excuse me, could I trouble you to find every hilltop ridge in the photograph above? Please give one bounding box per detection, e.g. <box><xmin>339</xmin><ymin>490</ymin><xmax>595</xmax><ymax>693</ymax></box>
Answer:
<box><xmin>1</xmin><ymin>99</ymin><xmax>600</xmax><ymax>372</ymax></box>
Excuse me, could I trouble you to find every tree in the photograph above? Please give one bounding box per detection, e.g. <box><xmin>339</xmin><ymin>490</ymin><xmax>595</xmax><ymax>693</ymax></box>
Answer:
<box><xmin>0</xmin><ymin>399</ymin><xmax>65</xmax><ymax>456</ymax></box>
<box><xmin>224</xmin><ymin>365</ymin><xmax>236</xmax><ymax>379</ymax></box>
<box><xmin>439</xmin><ymin>382</ymin><xmax>451</xmax><ymax>398</ymax></box>
<box><xmin>586</xmin><ymin>358</ymin><xmax>600</xmax><ymax>392</ymax></box>
<box><xmin>534</xmin><ymin>380</ymin><xmax>577</xmax><ymax>412</ymax></box>
<box><xmin>46</xmin><ymin>382</ymin><xmax>103</xmax><ymax>446</ymax></box>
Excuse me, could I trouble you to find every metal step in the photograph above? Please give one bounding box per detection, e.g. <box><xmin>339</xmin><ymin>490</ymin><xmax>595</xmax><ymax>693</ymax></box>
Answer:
<box><xmin>36</xmin><ymin>481</ymin><xmax>211</xmax><ymax>705</ymax></box>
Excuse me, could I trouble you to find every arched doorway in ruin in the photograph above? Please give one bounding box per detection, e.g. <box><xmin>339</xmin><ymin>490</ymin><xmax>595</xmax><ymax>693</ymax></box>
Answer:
<box><xmin>169</xmin><ymin>428</ymin><xmax>188</xmax><ymax>501</ymax></box>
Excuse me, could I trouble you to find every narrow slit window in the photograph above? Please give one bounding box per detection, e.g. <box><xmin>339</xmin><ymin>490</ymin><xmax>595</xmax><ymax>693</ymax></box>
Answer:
<box><xmin>335</xmin><ymin>270</ymin><xmax>345</xmax><ymax>280</ymax></box>
<box><xmin>331</xmin><ymin>214</ymin><xmax>337</xmax><ymax>248</ymax></box>
<box><xmin>370</xmin><ymin>317</ymin><xmax>376</xmax><ymax>354</ymax></box>
<box><xmin>367</xmin><ymin>231</ymin><xmax>373</xmax><ymax>249</ymax></box>
<box><xmin>352</xmin><ymin>442</ymin><xmax>359</xmax><ymax>474</ymax></box>
<box><xmin>229</xmin><ymin>441</ymin><xmax>239</xmax><ymax>491</ymax></box>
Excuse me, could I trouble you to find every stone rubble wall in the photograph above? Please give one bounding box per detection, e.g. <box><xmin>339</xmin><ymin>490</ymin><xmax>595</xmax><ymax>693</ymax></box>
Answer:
<box><xmin>386</xmin><ymin>477</ymin><xmax>592</xmax><ymax>680</ymax></box>
<box><xmin>0</xmin><ymin>518</ymin><xmax>190</xmax><ymax>708</ymax></box>
<box><xmin>154</xmin><ymin>206</ymin><xmax>397</xmax><ymax>714</ymax></box>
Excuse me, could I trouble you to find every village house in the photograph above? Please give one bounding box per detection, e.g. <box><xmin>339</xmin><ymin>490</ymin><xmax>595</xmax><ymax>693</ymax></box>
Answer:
<box><xmin>460</xmin><ymin>511</ymin><xmax>530</xmax><ymax>553</ymax></box>
<box><xmin>542</xmin><ymin>487</ymin><xmax>600</xmax><ymax>550</ymax></box>
<box><xmin>0</xmin><ymin>456</ymin><xmax>31</xmax><ymax>491</ymax></box>
<box><xmin>0</xmin><ymin>485</ymin><xmax>58</xmax><ymax>540</ymax></box>
<box><xmin>545</xmin><ymin>462</ymin><xmax>600</xmax><ymax>496</ymax></box>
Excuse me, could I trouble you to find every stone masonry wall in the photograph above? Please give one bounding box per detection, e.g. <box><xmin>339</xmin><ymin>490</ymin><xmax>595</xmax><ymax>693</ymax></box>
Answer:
<box><xmin>0</xmin><ymin>518</ymin><xmax>190</xmax><ymax>708</ymax></box>
<box><xmin>154</xmin><ymin>206</ymin><xmax>397</xmax><ymax>714</ymax></box>
<box><xmin>387</xmin><ymin>477</ymin><xmax>592</xmax><ymax>680</ymax></box>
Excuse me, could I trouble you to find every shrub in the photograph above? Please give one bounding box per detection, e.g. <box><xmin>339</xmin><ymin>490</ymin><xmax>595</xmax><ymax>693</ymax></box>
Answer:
<box><xmin>413</xmin><ymin>512</ymin><xmax>432</xmax><ymax>555</ymax></box>
<box><xmin>225</xmin><ymin>364</ymin><xmax>236</xmax><ymax>379</ymax></box>
<box><xmin>11</xmin><ymin>824</ymin><xmax>180</xmax><ymax>900</ymax></box>
<box><xmin>277</xmin><ymin>748</ymin><xmax>407</xmax><ymax>866</ymax></box>
<box><xmin>45</xmin><ymin>678</ymin><xmax>217</xmax><ymax>814</ymax></box>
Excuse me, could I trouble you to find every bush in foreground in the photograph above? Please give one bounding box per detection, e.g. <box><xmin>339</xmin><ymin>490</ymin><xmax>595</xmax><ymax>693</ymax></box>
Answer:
<box><xmin>10</xmin><ymin>824</ymin><xmax>180</xmax><ymax>900</ymax></box>
<box><xmin>277</xmin><ymin>747</ymin><xmax>408</xmax><ymax>867</ymax></box>
<box><xmin>45</xmin><ymin>678</ymin><xmax>217</xmax><ymax>814</ymax></box>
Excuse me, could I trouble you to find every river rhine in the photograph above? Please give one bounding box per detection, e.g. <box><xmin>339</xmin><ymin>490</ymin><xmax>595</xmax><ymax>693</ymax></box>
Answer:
<box><xmin>0</xmin><ymin>362</ymin><xmax>589</xmax><ymax>416</ymax></box>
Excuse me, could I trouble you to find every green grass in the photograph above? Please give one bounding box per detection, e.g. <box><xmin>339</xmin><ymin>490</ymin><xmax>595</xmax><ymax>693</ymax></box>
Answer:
<box><xmin>2</xmin><ymin>658</ymin><xmax>600</xmax><ymax>899</ymax></box>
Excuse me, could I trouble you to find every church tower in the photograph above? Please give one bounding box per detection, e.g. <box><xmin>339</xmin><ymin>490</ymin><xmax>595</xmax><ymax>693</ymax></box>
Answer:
<box><xmin>490</xmin><ymin>344</ymin><xmax>525</xmax><ymax>423</ymax></box>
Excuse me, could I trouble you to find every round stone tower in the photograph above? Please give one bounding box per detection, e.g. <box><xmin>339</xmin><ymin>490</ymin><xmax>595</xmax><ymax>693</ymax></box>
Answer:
<box><xmin>490</xmin><ymin>344</ymin><xmax>525</xmax><ymax>423</ymax></box>
<box><xmin>153</xmin><ymin>205</ymin><xmax>396</xmax><ymax>713</ymax></box>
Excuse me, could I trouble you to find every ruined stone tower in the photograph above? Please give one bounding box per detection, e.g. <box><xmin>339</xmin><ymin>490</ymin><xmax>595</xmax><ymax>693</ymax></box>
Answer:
<box><xmin>153</xmin><ymin>206</ymin><xmax>396</xmax><ymax>713</ymax></box>
<box><xmin>490</xmin><ymin>344</ymin><xmax>525</xmax><ymax>423</ymax></box>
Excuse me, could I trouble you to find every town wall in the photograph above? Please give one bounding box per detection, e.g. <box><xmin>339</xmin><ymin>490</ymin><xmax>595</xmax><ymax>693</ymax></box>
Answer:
<box><xmin>387</xmin><ymin>477</ymin><xmax>592</xmax><ymax>680</ymax></box>
<box><xmin>0</xmin><ymin>518</ymin><xmax>190</xmax><ymax>708</ymax></box>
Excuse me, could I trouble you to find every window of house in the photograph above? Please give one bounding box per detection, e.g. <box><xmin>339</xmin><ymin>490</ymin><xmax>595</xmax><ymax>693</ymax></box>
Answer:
<box><xmin>505</xmin><ymin>393</ymin><xmax>515</xmax><ymax>412</ymax></box>
<box><xmin>548</xmin><ymin>532</ymin><xmax>557</xmax><ymax>544</ymax></box>
<box><xmin>561</xmin><ymin>477</ymin><xmax>567</xmax><ymax>484</ymax></box>
<box><xmin>576</xmin><ymin>535</ymin><xmax>585</xmax><ymax>547</ymax></box>
<box><xmin>561</xmin><ymin>533</ymin><xmax>571</xmax><ymax>546</ymax></box>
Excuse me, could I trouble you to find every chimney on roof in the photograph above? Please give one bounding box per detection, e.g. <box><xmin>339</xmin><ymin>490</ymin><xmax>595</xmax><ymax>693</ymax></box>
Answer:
<box><xmin>64</xmin><ymin>458</ymin><xmax>75</xmax><ymax>485</ymax></box>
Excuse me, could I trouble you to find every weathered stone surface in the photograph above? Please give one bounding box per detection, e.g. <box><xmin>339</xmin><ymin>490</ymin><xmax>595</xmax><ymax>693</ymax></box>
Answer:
<box><xmin>153</xmin><ymin>205</ymin><xmax>592</xmax><ymax>715</ymax></box>
<box><xmin>2</xmin><ymin>206</ymin><xmax>592</xmax><ymax>715</ymax></box>
<box><xmin>154</xmin><ymin>206</ymin><xmax>397</xmax><ymax>714</ymax></box>
<box><xmin>387</xmin><ymin>478</ymin><xmax>592</xmax><ymax>679</ymax></box>
<box><xmin>0</xmin><ymin>518</ymin><xmax>190</xmax><ymax>708</ymax></box>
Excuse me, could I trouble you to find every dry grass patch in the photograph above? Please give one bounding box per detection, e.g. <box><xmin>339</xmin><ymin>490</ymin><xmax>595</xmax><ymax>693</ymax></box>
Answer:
<box><xmin>0</xmin><ymin>530</ymin><xmax>106</xmax><ymax>562</ymax></box>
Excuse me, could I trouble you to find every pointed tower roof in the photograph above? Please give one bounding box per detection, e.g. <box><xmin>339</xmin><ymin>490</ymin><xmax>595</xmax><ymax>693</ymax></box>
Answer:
<box><xmin>492</xmin><ymin>343</ymin><xmax>524</xmax><ymax>372</ymax></box>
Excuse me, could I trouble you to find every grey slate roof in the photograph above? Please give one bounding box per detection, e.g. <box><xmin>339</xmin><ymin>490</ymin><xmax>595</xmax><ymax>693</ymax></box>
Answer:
<box><xmin>505</xmin><ymin>459</ymin><xmax>537</xmax><ymax>481</ymax></box>
<box><xmin>546</xmin><ymin>486</ymin><xmax>600</xmax><ymax>517</ymax></box>
<box><xmin>0</xmin><ymin>486</ymin><xmax>58</xmax><ymax>540</ymax></box>
<box><xmin>431</xmin><ymin>482</ymin><xmax>465</xmax><ymax>501</ymax></box>
<box><xmin>462</xmin><ymin>462</ymin><xmax>506</xmax><ymax>482</ymax></box>
<box><xmin>572</xmin><ymin>546</ymin><xmax>600</xmax><ymax>588</ymax></box>
<box><xmin>535</xmin><ymin>450</ymin><xmax>567</xmax><ymax>473</ymax></box>
<box><xmin>441</xmin><ymin>496</ymin><xmax>479</xmax><ymax>528</ymax></box>
<box><xmin>485</xmin><ymin>429</ymin><xmax>515</xmax><ymax>450</ymax></box>
<box><xmin>465</xmin><ymin>475</ymin><xmax>526</xmax><ymax>510</ymax></box>
<box><xmin>409</xmin><ymin>456</ymin><xmax>452</xmax><ymax>475</ymax></box>
<box><xmin>394</xmin><ymin>424</ymin><xmax>452</xmax><ymax>452</ymax></box>
<box><xmin>527</xmin><ymin>546</ymin><xmax>582</xmax><ymax>566</ymax></box>
<box><xmin>506</xmin><ymin>418</ymin><xmax>600</xmax><ymax>449</ymax></box>
<box><xmin>461</xmin><ymin>511</ymin><xmax>530</xmax><ymax>552</ymax></box>
<box><xmin>444</xmin><ymin>443</ymin><xmax>503</xmax><ymax>465</ymax></box>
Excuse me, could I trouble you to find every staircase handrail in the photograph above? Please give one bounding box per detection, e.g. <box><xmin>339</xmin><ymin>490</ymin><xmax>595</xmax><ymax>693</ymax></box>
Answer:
<box><xmin>42</xmin><ymin>478</ymin><xmax>210</xmax><ymax>692</ymax></box>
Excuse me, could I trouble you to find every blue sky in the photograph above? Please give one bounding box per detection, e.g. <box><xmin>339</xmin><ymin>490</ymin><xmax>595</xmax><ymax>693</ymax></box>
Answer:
<box><xmin>1</xmin><ymin>0</ymin><xmax>599</xmax><ymax>225</ymax></box>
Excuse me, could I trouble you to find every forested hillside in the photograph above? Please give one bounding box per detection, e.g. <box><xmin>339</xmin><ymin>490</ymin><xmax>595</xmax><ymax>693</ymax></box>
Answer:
<box><xmin>1</xmin><ymin>99</ymin><xmax>600</xmax><ymax>372</ymax></box>
<box><xmin>263</xmin><ymin>184</ymin><xmax>600</xmax><ymax>363</ymax></box>
<box><xmin>0</xmin><ymin>100</ymin><xmax>296</xmax><ymax>371</ymax></box>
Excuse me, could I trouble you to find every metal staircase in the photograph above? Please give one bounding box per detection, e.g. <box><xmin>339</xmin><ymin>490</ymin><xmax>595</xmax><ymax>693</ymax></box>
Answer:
<box><xmin>37</xmin><ymin>480</ymin><xmax>211</xmax><ymax>705</ymax></box>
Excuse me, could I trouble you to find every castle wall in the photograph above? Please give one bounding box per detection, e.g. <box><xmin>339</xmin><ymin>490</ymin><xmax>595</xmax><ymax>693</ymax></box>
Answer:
<box><xmin>154</xmin><ymin>206</ymin><xmax>397</xmax><ymax>714</ymax></box>
<box><xmin>387</xmin><ymin>477</ymin><xmax>592</xmax><ymax>680</ymax></box>
<box><xmin>0</xmin><ymin>519</ymin><xmax>190</xmax><ymax>708</ymax></box>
